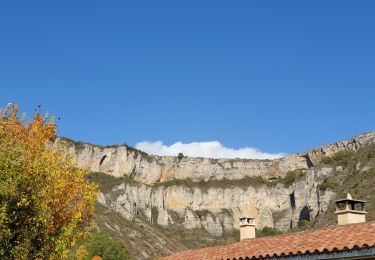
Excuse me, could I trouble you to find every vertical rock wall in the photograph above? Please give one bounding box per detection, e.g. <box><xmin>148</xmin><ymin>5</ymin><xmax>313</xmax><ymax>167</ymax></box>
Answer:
<box><xmin>57</xmin><ymin>132</ymin><xmax>375</xmax><ymax>235</ymax></box>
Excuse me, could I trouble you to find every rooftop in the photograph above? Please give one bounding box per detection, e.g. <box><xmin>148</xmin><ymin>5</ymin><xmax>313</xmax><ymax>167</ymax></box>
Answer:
<box><xmin>160</xmin><ymin>221</ymin><xmax>375</xmax><ymax>260</ymax></box>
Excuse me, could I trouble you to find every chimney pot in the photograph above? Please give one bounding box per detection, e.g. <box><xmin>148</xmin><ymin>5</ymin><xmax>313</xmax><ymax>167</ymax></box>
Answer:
<box><xmin>239</xmin><ymin>217</ymin><xmax>255</xmax><ymax>240</ymax></box>
<box><xmin>335</xmin><ymin>193</ymin><xmax>367</xmax><ymax>225</ymax></box>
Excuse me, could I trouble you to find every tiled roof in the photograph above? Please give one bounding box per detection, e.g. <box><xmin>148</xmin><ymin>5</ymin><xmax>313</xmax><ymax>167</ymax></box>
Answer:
<box><xmin>160</xmin><ymin>221</ymin><xmax>375</xmax><ymax>260</ymax></box>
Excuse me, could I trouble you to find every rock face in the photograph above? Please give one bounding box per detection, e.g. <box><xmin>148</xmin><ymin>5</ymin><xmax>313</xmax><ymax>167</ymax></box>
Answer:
<box><xmin>100</xmin><ymin>168</ymin><xmax>334</xmax><ymax>234</ymax></box>
<box><xmin>57</xmin><ymin>132</ymin><xmax>375</xmax><ymax>235</ymax></box>
<box><xmin>58</xmin><ymin>132</ymin><xmax>375</xmax><ymax>184</ymax></box>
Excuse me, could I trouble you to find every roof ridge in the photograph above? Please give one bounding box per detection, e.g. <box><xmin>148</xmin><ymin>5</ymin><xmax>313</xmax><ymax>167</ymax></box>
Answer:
<box><xmin>232</xmin><ymin>220</ymin><xmax>375</xmax><ymax>243</ymax></box>
<box><xmin>160</xmin><ymin>220</ymin><xmax>375</xmax><ymax>259</ymax></box>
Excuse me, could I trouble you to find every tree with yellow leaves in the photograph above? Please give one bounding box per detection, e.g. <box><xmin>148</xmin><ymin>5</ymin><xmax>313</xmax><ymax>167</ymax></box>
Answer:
<box><xmin>0</xmin><ymin>104</ymin><xmax>98</xmax><ymax>259</ymax></box>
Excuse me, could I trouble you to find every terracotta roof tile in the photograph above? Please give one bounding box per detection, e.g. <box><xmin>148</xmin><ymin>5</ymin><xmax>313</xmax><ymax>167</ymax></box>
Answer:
<box><xmin>160</xmin><ymin>221</ymin><xmax>375</xmax><ymax>260</ymax></box>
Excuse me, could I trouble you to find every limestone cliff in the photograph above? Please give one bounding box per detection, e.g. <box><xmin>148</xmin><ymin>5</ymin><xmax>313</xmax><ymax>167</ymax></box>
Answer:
<box><xmin>57</xmin><ymin>132</ymin><xmax>375</xmax><ymax>240</ymax></box>
<box><xmin>58</xmin><ymin>132</ymin><xmax>375</xmax><ymax>184</ymax></box>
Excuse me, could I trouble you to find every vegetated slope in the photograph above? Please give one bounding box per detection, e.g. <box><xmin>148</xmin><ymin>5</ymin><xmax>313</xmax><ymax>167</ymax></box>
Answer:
<box><xmin>92</xmin><ymin>202</ymin><xmax>185</xmax><ymax>259</ymax></box>
<box><xmin>92</xmin><ymin>200</ymin><xmax>241</xmax><ymax>259</ymax></box>
<box><xmin>309</xmin><ymin>143</ymin><xmax>375</xmax><ymax>228</ymax></box>
<box><xmin>70</xmin><ymin>132</ymin><xmax>375</xmax><ymax>260</ymax></box>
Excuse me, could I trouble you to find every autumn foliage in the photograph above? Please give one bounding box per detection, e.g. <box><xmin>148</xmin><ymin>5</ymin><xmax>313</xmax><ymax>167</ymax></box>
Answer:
<box><xmin>0</xmin><ymin>104</ymin><xmax>98</xmax><ymax>259</ymax></box>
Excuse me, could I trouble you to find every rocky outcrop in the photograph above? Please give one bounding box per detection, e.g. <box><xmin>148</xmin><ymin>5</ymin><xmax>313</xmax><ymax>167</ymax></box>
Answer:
<box><xmin>57</xmin><ymin>132</ymin><xmax>375</xmax><ymax>185</ymax></box>
<box><xmin>57</xmin><ymin>132</ymin><xmax>375</xmax><ymax>236</ymax></box>
<box><xmin>98</xmin><ymin>167</ymin><xmax>335</xmax><ymax>234</ymax></box>
<box><xmin>307</xmin><ymin>132</ymin><xmax>375</xmax><ymax>163</ymax></box>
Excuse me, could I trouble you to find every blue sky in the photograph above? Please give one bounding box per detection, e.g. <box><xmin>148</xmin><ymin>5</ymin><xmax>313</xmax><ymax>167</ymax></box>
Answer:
<box><xmin>0</xmin><ymin>1</ymin><xmax>374</xmax><ymax>156</ymax></box>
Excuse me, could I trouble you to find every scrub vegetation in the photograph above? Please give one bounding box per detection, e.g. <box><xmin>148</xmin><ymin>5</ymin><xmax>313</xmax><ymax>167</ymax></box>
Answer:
<box><xmin>309</xmin><ymin>143</ymin><xmax>375</xmax><ymax>228</ymax></box>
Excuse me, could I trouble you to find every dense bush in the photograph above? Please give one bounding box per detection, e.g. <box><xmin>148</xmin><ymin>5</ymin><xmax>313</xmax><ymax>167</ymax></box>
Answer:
<box><xmin>75</xmin><ymin>232</ymin><xmax>130</xmax><ymax>260</ymax></box>
<box><xmin>177</xmin><ymin>152</ymin><xmax>184</xmax><ymax>161</ymax></box>
<box><xmin>283</xmin><ymin>171</ymin><xmax>296</xmax><ymax>187</ymax></box>
<box><xmin>298</xmin><ymin>219</ymin><xmax>309</xmax><ymax>229</ymax></box>
<box><xmin>282</xmin><ymin>170</ymin><xmax>305</xmax><ymax>187</ymax></box>
<box><xmin>320</xmin><ymin>151</ymin><xmax>353</xmax><ymax>166</ymax></box>
<box><xmin>0</xmin><ymin>104</ymin><xmax>98</xmax><ymax>259</ymax></box>
<box><xmin>257</xmin><ymin>226</ymin><xmax>282</xmax><ymax>237</ymax></box>
<box><xmin>318</xmin><ymin>178</ymin><xmax>338</xmax><ymax>191</ymax></box>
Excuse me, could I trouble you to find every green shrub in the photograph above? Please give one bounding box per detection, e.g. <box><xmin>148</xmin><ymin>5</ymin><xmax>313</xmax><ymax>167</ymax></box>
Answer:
<box><xmin>194</xmin><ymin>209</ymin><xmax>210</xmax><ymax>219</ymax></box>
<box><xmin>283</xmin><ymin>171</ymin><xmax>296</xmax><ymax>187</ymax></box>
<box><xmin>331</xmin><ymin>151</ymin><xmax>352</xmax><ymax>166</ymax></box>
<box><xmin>318</xmin><ymin>178</ymin><xmax>338</xmax><ymax>191</ymax></box>
<box><xmin>177</xmin><ymin>153</ymin><xmax>184</xmax><ymax>161</ymax></box>
<box><xmin>320</xmin><ymin>151</ymin><xmax>354</xmax><ymax>167</ymax></box>
<box><xmin>298</xmin><ymin>219</ymin><xmax>309</xmax><ymax>229</ymax></box>
<box><xmin>358</xmin><ymin>168</ymin><xmax>375</xmax><ymax>180</ymax></box>
<box><xmin>320</xmin><ymin>156</ymin><xmax>332</xmax><ymax>164</ymax></box>
<box><xmin>78</xmin><ymin>232</ymin><xmax>130</xmax><ymax>260</ymax></box>
<box><xmin>151</xmin><ymin>207</ymin><xmax>159</xmax><ymax>223</ymax></box>
<box><xmin>257</xmin><ymin>226</ymin><xmax>282</xmax><ymax>237</ymax></box>
<box><xmin>282</xmin><ymin>170</ymin><xmax>305</xmax><ymax>187</ymax></box>
<box><xmin>368</xmin><ymin>150</ymin><xmax>375</xmax><ymax>159</ymax></box>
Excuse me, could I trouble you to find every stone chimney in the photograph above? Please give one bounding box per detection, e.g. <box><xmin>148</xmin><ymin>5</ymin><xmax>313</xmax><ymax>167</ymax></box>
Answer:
<box><xmin>335</xmin><ymin>193</ymin><xmax>367</xmax><ymax>225</ymax></box>
<box><xmin>240</xmin><ymin>217</ymin><xmax>255</xmax><ymax>240</ymax></box>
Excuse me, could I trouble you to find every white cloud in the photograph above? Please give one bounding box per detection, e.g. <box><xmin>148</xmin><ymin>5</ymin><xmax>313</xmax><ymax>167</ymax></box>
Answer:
<box><xmin>135</xmin><ymin>140</ymin><xmax>285</xmax><ymax>160</ymax></box>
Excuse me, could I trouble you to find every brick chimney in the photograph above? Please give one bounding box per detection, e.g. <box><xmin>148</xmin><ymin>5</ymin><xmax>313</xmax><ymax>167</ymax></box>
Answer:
<box><xmin>335</xmin><ymin>193</ymin><xmax>367</xmax><ymax>225</ymax></box>
<box><xmin>240</xmin><ymin>217</ymin><xmax>255</xmax><ymax>240</ymax></box>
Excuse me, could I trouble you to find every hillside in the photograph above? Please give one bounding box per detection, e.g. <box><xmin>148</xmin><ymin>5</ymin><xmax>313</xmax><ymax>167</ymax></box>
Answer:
<box><xmin>58</xmin><ymin>132</ymin><xmax>375</xmax><ymax>259</ymax></box>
